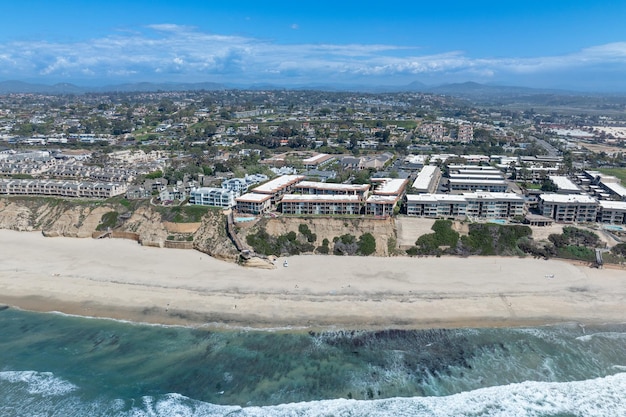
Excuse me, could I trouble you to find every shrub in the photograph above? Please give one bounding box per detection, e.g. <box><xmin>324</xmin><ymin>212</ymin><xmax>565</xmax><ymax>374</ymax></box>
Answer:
<box><xmin>357</xmin><ymin>233</ymin><xmax>376</xmax><ymax>256</ymax></box>
<box><xmin>96</xmin><ymin>211</ymin><xmax>118</xmax><ymax>231</ymax></box>
<box><xmin>415</xmin><ymin>220</ymin><xmax>459</xmax><ymax>255</ymax></box>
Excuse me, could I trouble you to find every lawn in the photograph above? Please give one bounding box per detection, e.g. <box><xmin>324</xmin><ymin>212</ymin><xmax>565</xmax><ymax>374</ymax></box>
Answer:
<box><xmin>598</xmin><ymin>168</ymin><xmax>626</xmax><ymax>183</ymax></box>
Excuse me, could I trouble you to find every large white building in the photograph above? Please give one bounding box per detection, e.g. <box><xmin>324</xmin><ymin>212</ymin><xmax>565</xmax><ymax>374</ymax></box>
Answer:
<box><xmin>406</xmin><ymin>192</ymin><xmax>525</xmax><ymax>219</ymax></box>
<box><xmin>0</xmin><ymin>179</ymin><xmax>127</xmax><ymax>199</ymax></box>
<box><xmin>293</xmin><ymin>181</ymin><xmax>370</xmax><ymax>200</ymax></box>
<box><xmin>250</xmin><ymin>174</ymin><xmax>305</xmax><ymax>205</ymax></box>
<box><xmin>539</xmin><ymin>194</ymin><xmax>598</xmax><ymax>223</ymax></box>
<box><xmin>281</xmin><ymin>194</ymin><xmax>362</xmax><ymax>215</ymax></box>
<box><xmin>412</xmin><ymin>165</ymin><xmax>441</xmax><ymax>193</ymax></box>
<box><xmin>235</xmin><ymin>192</ymin><xmax>272</xmax><ymax>214</ymax></box>
<box><xmin>189</xmin><ymin>187</ymin><xmax>236</xmax><ymax>208</ymax></box>
<box><xmin>448</xmin><ymin>178</ymin><xmax>508</xmax><ymax>193</ymax></box>
<box><xmin>598</xmin><ymin>200</ymin><xmax>626</xmax><ymax>224</ymax></box>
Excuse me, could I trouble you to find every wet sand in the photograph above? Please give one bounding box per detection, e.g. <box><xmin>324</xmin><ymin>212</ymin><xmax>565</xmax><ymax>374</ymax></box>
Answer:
<box><xmin>1</xmin><ymin>230</ymin><xmax>625</xmax><ymax>330</ymax></box>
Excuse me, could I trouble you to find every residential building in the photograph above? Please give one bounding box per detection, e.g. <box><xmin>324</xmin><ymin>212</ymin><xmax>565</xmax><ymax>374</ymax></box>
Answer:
<box><xmin>293</xmin><ymin>181</ymin><xmax>370</xmax><ymax>200</ymax></box>
<box><xmin>189</xmin><ymin>187</ymin><xmax>236</xmax><ymax>208</ymax></box>
<box><xmin>250</xmin><ymin>174</ymin><xmax>305</xmax><ymax>205</ymax></box>
<box><xmin>597</xmin><ymin>200</ymin><xmax>626</xmax><ymax>224</ymax></box>
<box><xmin>281</xmin><ymin>194</ymin><xmax>362</xmax><ymax>215</ymax></box>
<box><xmin>0</xmin><ymin>179</ymin><xmax>127</xmax><ymax>199</ymax></box>
<box><xmin>235</xmin><ymin>192</ymin><xmax>272</xmax><ymax>214</ymax></box>
<box><xmin>405</xmin><ymin>192</ymin><xmax>525</xmax><ymax>219</ymax></box>
<box><xmin>548</xmin><ymin>176</ymin><xmax>582</xmax><ymax>194</ymax></box>
<box><xmin>539</xmin><ymin>194</ymin><xmax>598</xmax><ymax>223</ymax></box>
<box><xmin>412</xmin><ymin>165</ymin><xmax>441</xmax><ymax>193</ymax></box>
<box><xmin>159</xmin><ymin>186</ymin><xmax>186</xmax><ymax>202</ymax></box>
<box><xmin>448</xmin><ymin>178</ymin><xmax>508</xmax><ymax>193</ymax></box>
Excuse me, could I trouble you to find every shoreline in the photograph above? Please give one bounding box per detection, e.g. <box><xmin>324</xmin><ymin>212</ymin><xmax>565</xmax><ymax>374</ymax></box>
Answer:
<box><xmin>1</xmin><ymin>230</ymin><xmax>625</xmax><ymax>331</ymax></box>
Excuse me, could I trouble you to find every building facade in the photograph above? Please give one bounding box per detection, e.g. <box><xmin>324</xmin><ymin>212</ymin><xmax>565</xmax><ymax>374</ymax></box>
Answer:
<box><xmin>189</xmin><ymin>187</ymin><xmax>236</xmax><ymax>208</ymax></box>
<box><xmin>539</xmin><ymin>194</ymin><xmax>598</xmax><ymax>223</ymax></box>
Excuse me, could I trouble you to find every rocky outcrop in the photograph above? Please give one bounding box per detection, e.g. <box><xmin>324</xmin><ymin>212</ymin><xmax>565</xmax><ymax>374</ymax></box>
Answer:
<box><xmin>0</xmin><ymin>200</ymin><xmax>35</xmax><ymax>231</ymax></box>
<box><xmin>193</xmin><ymin>209</ymin><xmax>239</xmax><ymax>261</ymax></box>
<box><xmin>117</xmin><ymin>206</ymin><xmax>168</xmax><ymax>247</ymax></box>
<box><xmin>43</xmin><ymin>206</ymin><xmax>113</xmax><ymax>238</ymax></box>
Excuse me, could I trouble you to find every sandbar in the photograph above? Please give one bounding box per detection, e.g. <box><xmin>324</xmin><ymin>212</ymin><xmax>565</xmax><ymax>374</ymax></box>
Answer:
<box><xmin>0</xmin><ymin>229</ymin><xmax>625</xmax><ymax>330</ymax></box>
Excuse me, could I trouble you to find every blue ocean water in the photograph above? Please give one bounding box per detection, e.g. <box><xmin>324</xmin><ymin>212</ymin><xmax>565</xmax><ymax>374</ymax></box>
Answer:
<box><xmin>1</xmin><ymin>308</ymin><xmax>625</xmax><ymax>416</ymax></box>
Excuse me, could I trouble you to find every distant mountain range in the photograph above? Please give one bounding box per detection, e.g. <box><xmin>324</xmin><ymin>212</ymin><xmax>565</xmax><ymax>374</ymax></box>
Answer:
<box><xmin>0</xmin><ymin>79</ymin><xmax>601</xmax><ymax>98</ymax></box>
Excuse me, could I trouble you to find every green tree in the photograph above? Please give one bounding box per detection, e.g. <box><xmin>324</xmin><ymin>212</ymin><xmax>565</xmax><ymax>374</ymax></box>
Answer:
<box><xmin>357</xmin><ymin>233</ymin><xmax>376</xmax><ymax>256</ymax></box>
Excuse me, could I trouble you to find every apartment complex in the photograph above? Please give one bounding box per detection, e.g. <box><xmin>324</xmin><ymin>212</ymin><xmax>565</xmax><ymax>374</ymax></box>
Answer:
<box><xmin>539</xmin><ymin>194</ymin><xmax>598</xmax><ymax>223</ymax></box>
<box><xmin>412</xmin><ymin>165</ymin><xmax>441</xmax><ymax>194</ymax></box>
<box><xmin>281</xmin><ymin>194</ymin><xmax>362</xmax><ymax>215</ymax></box>
<box><xmin>0</xmin><ymin>179</ymin><xmax>127</xmax><ymax>199</ymax></box>
<box><xmin>189</xmin><ymin>187</ymin><xmax>236</xmax><ymax>208</ymax></box>
<box><xmin>235</xmin><ymin>192</ymin><xmax>272</xmax><ymax>214</ymax></box>
<box><xmin>293</xmin><ymin>181</ymin><xmax>370</xmax><ymax>200</ymax></box>
<box><xmin>365</xmin><ymin>178</ymin><xmax>409</xmax><ymax>216</ymax></box>
<box><xmin>406</xmin><ymin>192</ymin><xmax>525</xmax><ymax>219</ymax></box>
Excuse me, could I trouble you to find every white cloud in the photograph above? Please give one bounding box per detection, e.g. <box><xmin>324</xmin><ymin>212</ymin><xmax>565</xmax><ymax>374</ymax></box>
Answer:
<box><xmin>0</xmin><ymin>24</ymin><xmax>625</xmax><ymax>85</ymax></box>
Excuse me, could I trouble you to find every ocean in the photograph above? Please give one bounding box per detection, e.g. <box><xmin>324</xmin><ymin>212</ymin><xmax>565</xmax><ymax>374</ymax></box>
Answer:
<box><xmin>1</xmin><ymin>308</ymin><xmax>625</xmax><ymax>416</ymax></box>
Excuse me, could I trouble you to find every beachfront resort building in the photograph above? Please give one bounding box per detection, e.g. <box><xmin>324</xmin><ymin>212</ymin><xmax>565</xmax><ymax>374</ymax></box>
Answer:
<box><xmin>597</xmin><ymin>200</ymin><xmax>626</xmax><ymax>224</ymax></box>
<box><xmin>405</xmin><ymin>192</ymin><xmax>525</xmax><ymax>219</ymax></box>
<box><xmin>189</xmin><ymin>187</ymin><xmax>236</xmax><ymax>208</ymax></box>
<box><xmin>293</xmin><ymin>181</ymin><xmax>370</xmax><ymax>200</ymax></box>
<box><xmin>365</xmin><ymin>178</ymin><xmax>409</xmax><ymax>216</ymax></box>
<box><xmin>235</xmin><ymin>192</ymin><xmax>272</xmax><ymax>214</ymax></box>
<box><xmin>281</xmin><ymin>194</ymin><xmax>362</xmax><ymax>215</ymax></box>
<box><xmin>249</xmin><ymin>174</ymin><xmax>305</xmax><ymax>205</ymax></box>
<box><xmin>539</xmin><ymin>194</ymin><xmax>598</xmax><ymax>223</ymax></box>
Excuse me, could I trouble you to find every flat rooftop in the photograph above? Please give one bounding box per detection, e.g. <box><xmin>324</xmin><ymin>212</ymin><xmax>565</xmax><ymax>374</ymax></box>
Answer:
<box><xmin>235</xmin><ymin>192</ymin><xmax>272</xmax><ymax>203</ymax></box>
<box><xmin>251</xmin><ymin>175</ymin><xmax>305</xmax><ymax>194</ymax></box>
<box><xmin>412</xmin><ymin>165</ymin><xmax>440</xmax><ymax>191</ymax></box>
<box><xmin>540</xmin><ymin>194</ymin><xmax>598</xmax><ymax>204</ymax></box>
<box><xmin>549</xmin><ymin>176</ymin><xmax>581</xmax><ymax>193</ymax></box>
<box><xmin>296</xmin><ymin>181</ymin><xmax>370</xmax><ymax>192</ymax></box>
<box><xmin>282</xmin><ymin>194</ymin><xmax>361</xmax><ymax>203</ymax></box>
<box><xmin>372</xmin><ymin>178</ymin><xmax>409</xmax><ymax>195</ymax></box>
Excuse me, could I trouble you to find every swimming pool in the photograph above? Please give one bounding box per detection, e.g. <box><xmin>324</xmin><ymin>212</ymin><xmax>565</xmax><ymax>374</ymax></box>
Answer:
<box><xmin>603</xmin><ymin>224</ymin><xmax>625</xmax><ymax>232</ymax></box>
<box><xmin>235</xmin><ymin>217</ymin><xmax>257</xmax><ymax>222</ymax></box>
<box><xmin>488</xmin><ymin>219</ymin><xmax>507</xmax><ymax>225</ymax></box>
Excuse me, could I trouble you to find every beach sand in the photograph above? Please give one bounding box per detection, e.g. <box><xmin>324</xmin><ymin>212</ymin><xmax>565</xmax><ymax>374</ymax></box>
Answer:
<box><xmin>0</xmin><ymin>229</ymin><xmax>625</xmax><ymax>330</ymax></box>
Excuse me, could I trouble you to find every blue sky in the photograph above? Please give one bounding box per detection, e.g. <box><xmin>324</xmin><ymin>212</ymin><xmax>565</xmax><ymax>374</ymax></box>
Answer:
<box><xmin>2</xmin><ymin>0</ymin><xmax>626</xmax><ymax>91</ymax></box>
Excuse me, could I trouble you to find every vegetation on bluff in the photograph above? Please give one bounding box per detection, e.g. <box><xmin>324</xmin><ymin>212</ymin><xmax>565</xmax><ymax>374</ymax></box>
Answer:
<box><xmin>406</xmin><ymin>220</ymin><xmax>606</xmax><ymax>263</ymax></box>
<box><xmin>246</xmin><ymin>225</ymin><xmax>377</xmax><ymax>257</ymax></box>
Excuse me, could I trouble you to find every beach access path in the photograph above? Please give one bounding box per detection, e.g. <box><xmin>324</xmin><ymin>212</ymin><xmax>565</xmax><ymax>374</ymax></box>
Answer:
<box><xmin>0</xmin><ymin>230</ymin><xmax>624</xmax><ymax>330</ymax></box>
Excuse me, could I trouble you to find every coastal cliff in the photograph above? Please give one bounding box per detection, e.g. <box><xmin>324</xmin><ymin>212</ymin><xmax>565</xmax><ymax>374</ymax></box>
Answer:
<box><xmin>0</xmin><ymin>197</ymin><xmax>238</xmax><ymax>261</ymax></box>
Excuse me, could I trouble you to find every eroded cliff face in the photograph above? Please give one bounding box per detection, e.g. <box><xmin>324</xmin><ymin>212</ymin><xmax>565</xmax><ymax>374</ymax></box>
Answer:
<box><xmin>0</xmin><ymin>197</ymin><xmax>239</xmax><ymax>261</ymax></box>
<box><xmin>193</xmin><ymin>210</ymin><xmax>239</xmax><ymax>262</ymax></box>
<box><xmin>255</xmin><ymin>216</ymin><xmax>397</xmax><ymax>256</ymax></box>
<box><xmin>118</xmin><ymin>206</ymin><xmax>168</xmax><ymax>247</ymax></box>
<box><xmin>0</xmin><ymin>200</ymin><xmax>36</xmax><ymax>231</ymax></box>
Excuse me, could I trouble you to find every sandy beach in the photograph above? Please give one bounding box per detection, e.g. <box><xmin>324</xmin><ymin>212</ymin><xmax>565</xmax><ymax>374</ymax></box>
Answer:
<box><xmin>0</xmin><ymin>229</ymin><xmax>625</xmax><ymax>330</ymax></box>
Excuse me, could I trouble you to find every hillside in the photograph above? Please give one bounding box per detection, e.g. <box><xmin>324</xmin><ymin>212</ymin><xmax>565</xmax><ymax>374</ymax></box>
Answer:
<box><xmin>0</xmin><ymin>197</ymin><xmax>238</xmax><ymax>261</ymax></box>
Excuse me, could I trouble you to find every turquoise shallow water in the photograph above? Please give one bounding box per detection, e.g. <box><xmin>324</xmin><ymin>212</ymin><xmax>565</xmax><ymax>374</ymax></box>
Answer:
<box><xmin>1</xmin><ymin>308</ymin><xmax>625</xmax><ymax>416</ymax></box>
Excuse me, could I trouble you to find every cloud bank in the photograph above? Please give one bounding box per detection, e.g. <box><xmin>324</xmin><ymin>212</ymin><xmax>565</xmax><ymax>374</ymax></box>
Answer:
<box><xmin>1</xmin><ymin>24</ymin><xmax>625</xmax><ymax>89</ymax></box>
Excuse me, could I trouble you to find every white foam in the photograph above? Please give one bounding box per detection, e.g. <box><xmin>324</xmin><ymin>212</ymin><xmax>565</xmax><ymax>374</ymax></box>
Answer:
<box><xmin>115</xmin><ymin>373</ymin><xmax>626</xmax><ymax>417</ymax></box>
<box><xmin>0</xmin><ymin>370</ymin><xmax>77</xmax><ymax>396</ymax></box>
<box><xmin>576</xmin><ymin>331</ymin><xmax>626</xmax><ymax>342</ymax></box>
<box><xmin>3</xmin><ymin>371</ymin><xmax>626</xmax><ymax>416</ymax></box>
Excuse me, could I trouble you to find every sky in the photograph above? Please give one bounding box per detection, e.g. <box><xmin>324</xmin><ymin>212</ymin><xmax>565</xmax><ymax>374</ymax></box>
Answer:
<box><xmin>2</xmin><ymin>0</ymin><xmax>626</xmax><ymax>91</ymax></box>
